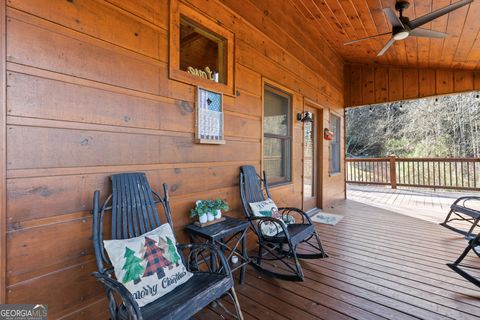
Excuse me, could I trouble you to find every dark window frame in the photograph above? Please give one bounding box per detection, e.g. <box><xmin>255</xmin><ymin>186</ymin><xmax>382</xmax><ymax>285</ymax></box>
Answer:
<box><xmin>263</xmin><ymin>84</ymin><xmax>293</xmax><ymax>186</ymax></box>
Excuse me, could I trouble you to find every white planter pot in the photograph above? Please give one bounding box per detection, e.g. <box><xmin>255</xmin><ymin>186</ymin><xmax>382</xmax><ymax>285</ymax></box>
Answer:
<box><xmin>199</xmin><ymin>214</ymin><xmax>208</xmax><ymax>224</ymax></box>
<box><xmin>207</xmin><ymin>212</ymin><xmax>215</xmax><ymax>222</ymax></box>
<box><xmin>214</xmin><ymin>209</ymin><xmax>222</xmax><ymax>219</ymax></box>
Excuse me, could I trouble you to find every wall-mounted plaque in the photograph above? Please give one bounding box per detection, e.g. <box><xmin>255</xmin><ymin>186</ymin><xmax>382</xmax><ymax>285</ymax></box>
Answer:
<box><xmin>195</xmin><ymin>87</ymin><xmax>225</xmax><ymax>144</ymax></box>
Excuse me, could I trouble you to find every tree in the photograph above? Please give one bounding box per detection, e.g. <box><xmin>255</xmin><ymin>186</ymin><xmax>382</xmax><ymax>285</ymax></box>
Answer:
<box><xmin>121</xmin><ymin>247</ymin><xmax>144</xmax><ymax>285</ymax></box>
<box><xmin>143</xmin><ymin>236</ymin><xmax>173</xmax><ymax>279</ymax></box>
<box><xmin>166</xmin><ymin>236</ymin><xmax>180</xmax><ymax>266</ymax></box>
<box><xmin>346</xmin><ymin>91</ymin><xmax>480</xmax><ymax>158</ymax></box>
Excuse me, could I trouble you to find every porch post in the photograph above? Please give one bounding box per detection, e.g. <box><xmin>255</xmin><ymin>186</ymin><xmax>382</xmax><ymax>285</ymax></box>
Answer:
<box><xmin>389</xmin><ymin>155</ymin><xmax>397</xmax><ymax>189</ymax></box>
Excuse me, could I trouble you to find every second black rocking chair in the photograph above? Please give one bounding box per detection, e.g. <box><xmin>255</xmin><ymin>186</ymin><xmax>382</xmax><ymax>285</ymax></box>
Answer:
<box><xmin>447</xmin><ymin>232</ymin><xmax>480</xmax><ymax>288</ymax></box>
<box><xmin>239</xmin><ymin>165</ymin><xmax>327</xmax><ymax>281</ymax></box>
<box><xmin>440</xmin><ymin>196</ymin><xmax>480</xmax><ymax>239</ymax></box>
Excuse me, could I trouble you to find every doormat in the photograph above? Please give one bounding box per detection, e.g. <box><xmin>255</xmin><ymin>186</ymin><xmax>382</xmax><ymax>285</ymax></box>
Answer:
<box><xmin>311</xmin><ymin>212</ymin><xmax>344</xmax><ymax>226</ymax></box>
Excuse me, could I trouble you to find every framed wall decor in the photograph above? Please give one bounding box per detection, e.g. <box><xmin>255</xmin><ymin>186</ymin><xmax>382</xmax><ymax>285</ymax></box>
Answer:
<box><xmin>195</xmin><ymin>87</ymin><xmax>225</xmax><ymax>144</ymax></box>
<box><xmin>170</xmin><ymin>0</ymin><xmax>235</xmax><ymax>96</ymax></box>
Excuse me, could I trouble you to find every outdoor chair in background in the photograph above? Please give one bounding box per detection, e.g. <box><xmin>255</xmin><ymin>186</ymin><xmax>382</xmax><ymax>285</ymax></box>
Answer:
<box><xmin>239</xmin><ymin>165</ymin><xmax>327</xmax><ymax>281</ymax></box>
<box><xmin>440</xmin><ymin>196</ymin><xmax>480</xmax><ymax>239</ymax></box>
<box><xmin>447</xmin><ymin>232</ymin><xmax>480</xmax><ymax>288</ymax></box>
<box><xmin>91</xmin><ymin>172</ymin><xmax>243</xmax><ymax>320</ymax></box>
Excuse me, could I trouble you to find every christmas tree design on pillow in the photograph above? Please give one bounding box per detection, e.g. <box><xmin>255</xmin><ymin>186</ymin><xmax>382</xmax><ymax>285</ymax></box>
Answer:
<box><xmin>143</xmin><ymin>236</ymin><xmax>173</xmax><ymax>280</ymax></box>
<box><xmin>166</xmin><ymin>236</ymin><xmax>181</xmax><ymax>267</ymax></box>
<box><xmin>122</xmin><ymin>247</ymin><xmax>145</xmax><ymax>285</ymax></box>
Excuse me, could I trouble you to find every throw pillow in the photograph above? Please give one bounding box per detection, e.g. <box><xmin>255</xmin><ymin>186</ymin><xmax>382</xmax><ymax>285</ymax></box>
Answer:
<box><xmin>249</xmin><ymin>198</ymin><xmax>295</xmax><ymax>237</ymax></box>
<box><xmin>103</xmin><ymin>223</ymin><xmax>192</xmax><ymax>307</ymax></box>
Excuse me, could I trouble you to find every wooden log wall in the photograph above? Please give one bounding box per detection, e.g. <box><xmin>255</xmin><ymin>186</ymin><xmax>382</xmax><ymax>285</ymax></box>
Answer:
<box><xmin>0</xmin><ymin>0</ymin><xmax>345</xmax><ymax>318</ymax></box>
<box><xmin>345</xmin><ymin>63</ymin><xmax>480</xmax><ymax>107</ymax></box>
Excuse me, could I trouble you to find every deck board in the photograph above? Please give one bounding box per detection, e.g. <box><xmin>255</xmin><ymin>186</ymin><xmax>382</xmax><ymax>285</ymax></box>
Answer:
<box><xmin>196</xmin><ymin>194</ymin><xmax>480</xmax><ymax>319</ymax></box>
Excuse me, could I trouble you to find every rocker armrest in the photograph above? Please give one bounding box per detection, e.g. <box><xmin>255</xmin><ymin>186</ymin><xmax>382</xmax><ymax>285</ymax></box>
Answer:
<box><xmin>278</xmin><ymin>207</ymin><xmax>310</xmax><ymax>224</ymax></box>
<box><xmin>249</xmin><ymin>216</ymin><xmax>291</xmax><ymax>240</ymax></box>
<box><xmin>92</xmin><ymin>272</ymin><xmax>142</xmax><ymax>320</ymax></box>
<box><xmin>177</xmin><ymin>243</ymin><xmax>232</xmax><ymax>277</ymax></box>
<box><xmin>453</xmin><ymin>196</ymin><xmax>480</xmax><ymax>206</ymax></box>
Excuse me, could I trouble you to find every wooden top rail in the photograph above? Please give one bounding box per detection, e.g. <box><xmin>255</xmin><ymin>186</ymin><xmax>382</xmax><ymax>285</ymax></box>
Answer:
<box><xmin>345</xmin><ymin>158</ymin><xmax>389</xmax><ymax>162</ymax></box>
<box><xmin>347</xmin><ymin>157</ymin><xmax>480</xmax><ymax>162</ymax></box>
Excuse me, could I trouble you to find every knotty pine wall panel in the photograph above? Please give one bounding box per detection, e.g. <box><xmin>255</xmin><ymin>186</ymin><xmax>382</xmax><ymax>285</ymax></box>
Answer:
<box><xmin>346</xmin><ymin>63</ymin><xmax>480</xmax><ymax>107</ymax></box>
<box><xmin>3</xmin><ymin>0</ymin><xmax>345</xmax><ymax>316</ymax></box>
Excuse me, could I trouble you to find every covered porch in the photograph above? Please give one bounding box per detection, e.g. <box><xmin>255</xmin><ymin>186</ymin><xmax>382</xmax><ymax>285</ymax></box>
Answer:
<box><xmin>0</xmin><ymin>0</ymin><xmax>479</xmax><ymax>319</ymax></box>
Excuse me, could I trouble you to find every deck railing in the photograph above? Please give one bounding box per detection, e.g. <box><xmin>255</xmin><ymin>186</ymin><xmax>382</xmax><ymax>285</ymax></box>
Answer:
<box><xmin>346</xmin><ymin>156</ymin><xmax>480</xmax><ymax>191</ymax></box>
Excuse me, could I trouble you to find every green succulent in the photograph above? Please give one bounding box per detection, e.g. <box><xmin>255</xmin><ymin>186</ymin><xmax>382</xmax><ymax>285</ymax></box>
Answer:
<box><xmin>212</xmin><ymin>199</ymin><xmax>229</xmax><ymax>212</ymax></box>
<box><xmin>190</xmin><ymin>200</ymin><xmax>212</xmax><ymax>218</ymax></box>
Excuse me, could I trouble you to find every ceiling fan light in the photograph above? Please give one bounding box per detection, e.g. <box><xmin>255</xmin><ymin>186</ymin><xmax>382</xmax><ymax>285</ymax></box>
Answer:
<box><xmin>393</xmin><ymin>31</ymin><xmax>409</xmax><ymax>40</ymax></box>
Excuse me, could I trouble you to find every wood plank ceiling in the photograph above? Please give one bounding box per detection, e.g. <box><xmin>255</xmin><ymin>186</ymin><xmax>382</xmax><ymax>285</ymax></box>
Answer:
<box><xmin>292</xmin><ymin>0</ymin><xmax>480</xmax><ymax>70</ymax></box>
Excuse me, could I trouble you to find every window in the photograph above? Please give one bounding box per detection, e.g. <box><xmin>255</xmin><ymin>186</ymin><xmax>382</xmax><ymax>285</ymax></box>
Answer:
<box><xmin>169</xmin><ymin>0</ymin><xmax>235</xmax><ymax>95</ymax></box>
<box><xmin>330</xmin><ymin>114</ymin><xmax>341</xmax><ymax>174</ymax></box>
<box><xmin>263</xmin><ymin>85</ymin><xmax>292</xmax><ymax>185</ymax></box>
<box><xmin>180</xmin><ymin>16</ymin><xmax>226</xmax><ymax>84</ymax></box>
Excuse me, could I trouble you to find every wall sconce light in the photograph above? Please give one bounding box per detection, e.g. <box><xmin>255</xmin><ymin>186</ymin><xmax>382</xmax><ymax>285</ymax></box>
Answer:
<box><xmin>297</xmin><ymin>111</ymin><xmax>313</xmax><ymax>122</ymax></box>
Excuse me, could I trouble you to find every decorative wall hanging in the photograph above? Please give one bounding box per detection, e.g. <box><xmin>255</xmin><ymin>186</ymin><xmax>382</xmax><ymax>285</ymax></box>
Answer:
<box><xmin>324</xmin><ymin>128</ymin><xmax>334</xmax><ymax>141</ymax></box>
<box><xmin>195</xmin><ymin>87</ymin><xmax>225</xmax><ymax>144</ymax></box>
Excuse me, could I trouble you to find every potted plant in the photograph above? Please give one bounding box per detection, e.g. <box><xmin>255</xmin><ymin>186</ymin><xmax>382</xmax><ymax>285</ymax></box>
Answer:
<box><xmin>190</xmin><ymin>200</ymin><xmax>211</xmax><ymax>224</ymax></box>
<box><xmin>212</xmin><ymin>199</ymin><xmax>229</xmax><ymax>219</ymax></box>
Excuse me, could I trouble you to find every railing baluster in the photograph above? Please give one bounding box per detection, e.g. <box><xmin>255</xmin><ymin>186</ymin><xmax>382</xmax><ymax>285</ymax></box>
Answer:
<box><xmin>461</xmin><ymin>161</ymin><xmax>464</xmax><ymax>188</ymax></box>
<box><xmin>467</xmin><ymin>161</ymin><xmax>471</xmax><ymax>189</ymax></box>
<box><xmin>422</xmin><ymin>161</ymin><xmax>425</xmax><ymax>186</ymax></box>
<box><xmin>449</xmin><ymin>162</ymin><xmax>452</xmax><ymax>188</ymax></box>
<box><xmin>474</xmin><ymin>161</ymin><xmax>477</xmax><ymax>189</ymax></box>
<box><xmin>443</xmin><ymin>161</ymin><xmax>446</xmax><ymax>188</ymax></box>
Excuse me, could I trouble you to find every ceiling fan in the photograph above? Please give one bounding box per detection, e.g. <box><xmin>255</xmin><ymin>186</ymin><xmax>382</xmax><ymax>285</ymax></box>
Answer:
<box><xmin>344</xmin><ymin>0</ymin><xmax>474</xmax><ymax>56</ymax></box>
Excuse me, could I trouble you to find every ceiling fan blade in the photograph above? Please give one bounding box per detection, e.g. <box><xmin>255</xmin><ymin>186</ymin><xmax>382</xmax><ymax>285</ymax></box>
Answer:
<box><xmin>344</xmin><ymin>32</ymin><xmax>391</xmax><ymax>45</ymax></box>
<box><xmin>410</xmin><ymin>28</ymin><xmax>449</xmax><ymax>39</ymax></box>
<box><xmin>383</xmin><ymin>8</ymin><xmax>404</xmax><ymax>28</ymax></box>
<box><xmin>409</xmin><ymin>0</ymin><xmax>473</xmax><ymax>29</ymax></box>
<box><xmin>377</xmin><ymin>38</ymin><xmax>395</xmax><ymax>56</ymax></box>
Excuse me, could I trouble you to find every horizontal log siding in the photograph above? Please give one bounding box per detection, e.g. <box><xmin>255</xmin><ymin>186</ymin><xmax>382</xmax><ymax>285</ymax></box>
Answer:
<box><xmin>2</xmin><ymin>0</ymin><xmax>345</xmax><ymax>317</ymax></box>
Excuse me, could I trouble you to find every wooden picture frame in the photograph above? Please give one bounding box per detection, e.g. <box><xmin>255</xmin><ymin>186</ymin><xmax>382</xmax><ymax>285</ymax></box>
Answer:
<box><xmin>195</xmin><ymin>87</ymin><xmax>225</xmax><ymax>144</ymax></box>
<box><xmin>169</xmin><ymin>0</ymin><xmax>235</xmax><ymax>96</ymax></box>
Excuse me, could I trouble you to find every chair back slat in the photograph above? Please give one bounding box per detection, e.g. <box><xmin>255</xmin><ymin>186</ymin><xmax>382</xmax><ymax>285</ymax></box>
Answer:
<box><xmin>133</xmin><ymin>175</ymin><xmax>149</xmax><ymax>234</ymax></box>
<box><xmin>140</xmin><ymin>173</ymin><xmax>162</xmax><ymax>228</ymax></box>
<box><xmin>239</xmin><ymin>166</ymin><xmax>271</xmax><ymax>219</ymax></box>
<box><xmin>111</xmin><ymin>173</ymin><xmax>162</xmax><ymax>239</ymax></box>
<box><xmin>241</xmin><ymin>166</ymin><xmax>267</xmax><ymax>201</ymax></box>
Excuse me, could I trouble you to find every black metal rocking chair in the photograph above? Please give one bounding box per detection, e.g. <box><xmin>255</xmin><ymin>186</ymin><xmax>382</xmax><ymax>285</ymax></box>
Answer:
<box><xmin>92</xmin><ymin>172</ymin><xmax>243</xmax><ymax>320</ymax></box>
<box><xmin>447</xmin><ymin>232</ymin><xmax>480</xmax><ymax>288</ymax></box>
<box><xmin>239</xmin><ymin>165</ymin><xmax>327</xmax><ymax>281</ymax></box>
<box><xmin>440</xmin><ymin>196</ymin><xmax>480</xmax><ymax>239</ymax></box>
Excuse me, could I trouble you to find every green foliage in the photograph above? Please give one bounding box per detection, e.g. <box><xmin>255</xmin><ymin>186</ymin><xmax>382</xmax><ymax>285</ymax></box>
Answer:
<box><xmin>212</xmin><ymin>199</ymin><xmax>229</xmax><ymax>212</ymax></box>
<box><xmin>190</xmin><ymin>200</ymin><xmax>211</xmax><ymax>218</ymax></box>
<box><xmin>385</xmin><ymin>137</ymin><xmax>411</xmax><ymax>157</ymax></box>
<box><xmin>190</xmin><ymin>199</ymin><xmax>230</xmax><ymax>218</ymax></box>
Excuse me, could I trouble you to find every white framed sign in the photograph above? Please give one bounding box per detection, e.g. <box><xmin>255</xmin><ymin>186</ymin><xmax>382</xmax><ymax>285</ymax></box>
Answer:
<box><xmin>195</xmin><ymin>87</ymin><xmax>225</xmax><ymax>144</ymax></box>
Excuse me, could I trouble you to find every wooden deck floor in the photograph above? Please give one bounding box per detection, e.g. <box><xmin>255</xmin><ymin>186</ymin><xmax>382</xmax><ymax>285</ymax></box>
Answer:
<box><xmin>197</xmin><ymin>195</ymin><xmax>480</xmax><ymax>320</ymax></box>
<box><xmin>347</xmin><ymin>184</ymin><xmax>480</xmax><ymax>224</ymax></box>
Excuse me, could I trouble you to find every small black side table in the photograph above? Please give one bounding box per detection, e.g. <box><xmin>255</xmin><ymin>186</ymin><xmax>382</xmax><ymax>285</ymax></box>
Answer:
<box><xmin>185</xmin><ymin>216</ymin><xmax>250</xmax><ymax>284</ymax></box>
